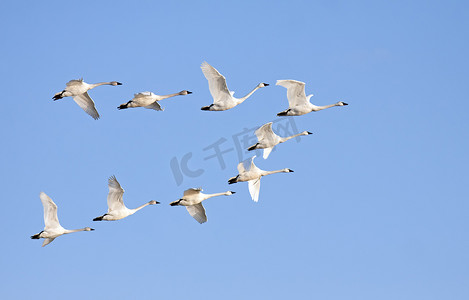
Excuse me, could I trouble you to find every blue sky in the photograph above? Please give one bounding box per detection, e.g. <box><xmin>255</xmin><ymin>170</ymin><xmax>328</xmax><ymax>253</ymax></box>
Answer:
<box><xmin>1</xmin><ymin>0</ymin><xmax>468</xmax><ymax>299</ymax></box>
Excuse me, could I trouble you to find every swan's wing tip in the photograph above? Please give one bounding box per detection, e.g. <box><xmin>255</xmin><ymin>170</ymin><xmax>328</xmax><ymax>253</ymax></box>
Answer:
<box><xmin>276</xmin><ymin>79</ymin><xmax>306</xmax><ymax>87</ymax></box>
<box><xmin>186</xmin><ymin>204</ymin><xmax>207</xmax><ymax>224</ymax></box>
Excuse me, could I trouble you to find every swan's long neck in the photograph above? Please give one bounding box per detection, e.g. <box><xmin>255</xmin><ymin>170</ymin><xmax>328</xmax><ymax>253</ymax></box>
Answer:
<box><xmin>261</xmin><ymin>169</ymin><xmax>288</xmax><ymax>176</ymax></box>
<box><xmin>64</xmin><ymin>228</ymin><xmax>88</xmax><ymax>234</ymax></box>
<box><xmin>89</xmin><ymin>82</ymin><xmax>115</xmax><ymax>89</ymax></box>
<box><xmin>311</xmin><ymin>103</ymin><xmax>338</xmax><ymax>111</ymax></box>
<box><xmin>130</xmin><ymin>202</ymin><xmax>152</xmax><ymax>214</ymax></box>
<box><xmin>203</xmin><ymin>192</ymin><xmax>230</xmax><ymax>200</ymax></box>
<box><xmin>236</xmin><ymin>86</ymin><xmax>261</xmax><ymax>103</ymax></box>
<box><xmin>157</xmin><ymin>92</ymin><xmax>184</xmax><ymax>100</ymax></box>
<box><xmin>280</xmin><ymin>132</ymin><xmax>308</xmax><ymax>143</ymax></box>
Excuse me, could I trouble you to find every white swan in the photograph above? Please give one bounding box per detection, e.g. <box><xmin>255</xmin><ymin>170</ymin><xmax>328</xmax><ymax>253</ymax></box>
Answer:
<box><xmin>53</xmin><ymin>78</ymin><xmax>122</xmax><ymax>120</ymax></box>
<box><xmin>200</xmin><ymin>62</ymin><xmax>269</xmax><ymax>111</ymax></box>
<box><xmin>228</xmin><ymin>156</ymin><xmax>293</xmax><ymax>202</ymax></box>
<box><xmin>247</xmin><ymin>122</ymin><xmax>312</xmax><ymax>159</ymax></box>
<box><xmin>93</xmin><ymin>176</ymin><xmax>159</xmax><ymax>221</ymax></box>
<box><xmin>118</xmin><ymin>90</ymin><xmax>192</xmax><ymax>111</ymax></box>
<box><xmin>31</xmin><ymin>192</ymin><xmax>94</xmax><ymax>247</ymax></box>
<box><xmin>276</xmin><ymin>80</ymin><xmax>348</xmax><ymax>116</ymax></box>
<box><xmin>170</xmin><ymin>188</ymin><xmax>235</xmax><ymax>224</ymax></box>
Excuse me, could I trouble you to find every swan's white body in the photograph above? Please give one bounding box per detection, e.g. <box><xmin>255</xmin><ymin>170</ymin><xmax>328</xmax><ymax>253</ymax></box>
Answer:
<box><xmin>31</xmin><ymin>192</ymin><xmax>94</xmax><ymax>247</ymax></box>
<box><xmin>248</xmin><ymin>122</ymin><xmax>312</xmax><ymax>159</ymax></box>
<box><xmin>276</xmin><ymin>80</ymin><xmax>348</xmax><ymax>116</ymax></box>
<box><xmin>200</xmin><ymin>62</ymin><xmax>268</xmax><ymax>111</ymax></box>
<box><xmin>228</xmin><ymin>156</ymin><xmax>293</xmax><ymax>202</ymax></box>
<box><xmin>118</xmin><ymin>90</ymin><xmax>192</xmax><ymax>111</ymax></box>
<box><xmin>93</xmin><ymin>176</ymin><xmax>159</xmax><ymax>221</ymax></box>
<box><xmin>53</xmin><ymin>78</ymin><xmax>122</xmax><ymax>120</ymax></box>
<box><xmin>170</xmin><ymin>188</ymin><xmax>235</xmax><ymax>224</ymax></box>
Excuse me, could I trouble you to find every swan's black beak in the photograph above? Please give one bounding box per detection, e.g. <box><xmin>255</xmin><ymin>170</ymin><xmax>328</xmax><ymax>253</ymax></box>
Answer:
<box><xmin>90</xmin><ymin>228</ymin><xmax>95</xmax><ymax>231</ymax></box>
<box><xmin>230</xmin><ymin>191</ymin><xmax>236</xmax><ymax>194</ymax></box>
<box><xmin>263</xmin><ymin>83</ymin><xmax>270</xmax><ymax>86</ymax></box>
<box><xmin>116</xmin><ymin>82</ymin><xmax>123</xmax><ymax>85</ymax></box>
<box><xmin>154</xmin><ymin>201</ymin><xmax>161</xmax><ymax>204</ymax></box>
<box><xmin>307</xmin><ymin>131</ymin><xmax>313</xmax><ymax>135</ymax></box>
<box><xmin>343</xmin><ymin>102</ymin><xmax>348</xmax><ymax>105</ymax></box>
<box><xmin>187</xmin><ymin>91</ymin><xmax>193</xmax><ymax>94</ymax></box>
<box><xmin>288</xmin><ymin>169</ymin><xmax>294</xmax><ymax>172</ymax></box>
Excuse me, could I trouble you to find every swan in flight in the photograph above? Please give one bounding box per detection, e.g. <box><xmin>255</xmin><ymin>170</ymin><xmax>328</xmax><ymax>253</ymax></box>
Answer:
<box><xmin>170</xmin><ymin>188</ymin><xmax>235</xmax><ymax>224</ymax></box>
<box><xmin>276</xmin><ymin>80</ymin><xmax>348</xmax><ymax>116</ymax></box>
<box><xmin>200</xmin><ymin>62</ymin><xmax>269</xmax><ymax>111</ymax></box>
<box><xmin>118</xmin><ymin>90</ymin><xmax>192</xmax><ymax>111</ymax></box>
<box><xmin>93</xmin><ymin>176</ymin><xmax>159</xmax><ymax>221</ymax></box>
<box><xmin>228</xmin><ymin>156</ymin><xmax>293</xmax><ymax>202</ymax></box>
<box><xmin>31</xmin><ymin>192</ymin><xmax>94</xmax><ymax>247</ymax></box>
<box><xmin>53</xmin><ymin>78</ymin><xmax>122</xmax><ymax>120</ymax></box>
<box><xmin>247</xmin><ymin>122</ymin><xmax>312</xmax><ymax>159</ymax></box>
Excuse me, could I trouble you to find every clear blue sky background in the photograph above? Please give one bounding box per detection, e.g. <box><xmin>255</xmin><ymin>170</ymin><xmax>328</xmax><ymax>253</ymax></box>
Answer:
<box><xmin>1</xmin><ymin>0</ymin><xmax>468</xmax><ymax>299</ymax></box>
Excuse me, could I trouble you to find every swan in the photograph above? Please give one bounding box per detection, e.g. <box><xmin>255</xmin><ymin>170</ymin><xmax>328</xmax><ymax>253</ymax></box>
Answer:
<box><xmin>118</xmin><ymin>90</ymin><xmax>192</xmax><ymax>110</ymax></box>
<box><xmin>247</xmin><ymin>122</ymin><xmax>312</xmax><ymax>159</ymax></box>
<box><xmin>228</xmin><ymin>156</ymin><xmax>293</xmax><ymax>202</ymax></box>
<box><xmin>276</xmin><ymin>80</ymin><xmax>348</xmax><ymax>116</ymax></box>
<box><xmin>31</xmin><ymin>192</ymin><xmax>94</xmax><ymax>247</ymax></box>
<box><xmin>200</xmin><ymin>62</ymin><xmax>269</xmax><ymax>111</ymax></box>
<box><xmin>170</xmin><ymin>188</ymin><xmax>235</xmax><ymax>224</ymax></box>
<box><xmin>93</xmin><ymin>176</ymin><xmax>159</xmax><ymax>221</ymax></box>
<box><xmin>53</xmin><ymin>78</ymin><xmax>122</xmax><ymax>120</ymax></box>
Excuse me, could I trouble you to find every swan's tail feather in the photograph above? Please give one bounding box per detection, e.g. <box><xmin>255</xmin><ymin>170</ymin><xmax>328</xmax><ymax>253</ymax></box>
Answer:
<box><xmin>277</xmin><ymin>109</ymin><xmax>289</xmax><ymax>116</ymax></box>
<box><xmin>201</xmin><ymin>104</ymin><xmax>214</xmax><ymax>111</ymax></box>
<box><xmin>247</xmin><ymin>143</ymin><xmax>258</xmax><ymax>151</ymax></box>
<box><xmin>30</xmin><ymin>231</ymin><xmax>43</xmax><ymax>239</ymax></box>
<box><xmin>170</xmin><ymin>199</ymin><xmax>182</xmax><ymax>206</ymax></box>
<box><xmin>93</xmin><ymin>215</ymin><xmax>105</xmax><ymax>221</ymax></box>
<box><xmin>118</xmin><ymin>101</ymin><xmax>131</xmax><ymax>110</ymax></box>
<box><xmin>228</xmin><ymin>176</ymin><xmax>239</xmax><ymax>184</ymax></box>
<box><xmin>53</xmin><ymin>91</ymin><xmax>65</xmax><ymax>101</ymax></box>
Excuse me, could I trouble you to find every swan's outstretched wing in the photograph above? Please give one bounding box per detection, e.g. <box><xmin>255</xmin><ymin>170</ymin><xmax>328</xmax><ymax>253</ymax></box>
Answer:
<box><xmin>42</xmin><ymin>238</ymin><xmax>56</xmax><ymax>247</ymax></box>
<box><xmin>186</xmin><ymin>203</ymin><xmax>207</xmax><ymax>224</ymax></box>
<box><xmin>40</xmin><ymin>192</ymin><xmax>61</xmax><ymax>230</ymax></box>
<box><xmin>247</xmin><ymin>156</ymin><xmax>260</xmax><ymax>172</ymax></box>
<box><xmin>236</xmin><ymin>162</ymin><xmax>246</xmax><ymax>173</ymax></box>
<box><xmin>73</xmin><ymin>92</ymin><xmax>100</xmax><ymax>120</ymax></box>
<box><xmin>255</xmin><ymin>122</ymin><xmax>279</xmax><ymax>144</ymax></box>
<box><xmin>201</xmin><ymin>62</ymin><xmax>231</xmax><ymax>103</ymax></box>
<box><xmin>184</xmin><ymin>188</ymin><xmax>203</xmax><ymax>197</ymax></box>
<box><xmin>248</xmin><ymin>178</ymin><xmax>261</xmax><ymax>202</ymax></box>
<box><xmin>255</xmin><ymin>122</ymin><xmax>275</xmax><ymax>139</ymax></box>
<box><xmin>263</xmin><ymin>147</ymin><xmax>273</xmax><ymax>159</ymax></box>
<box><xmin>144</xmin><ymin>101</ymin><xmax>163</xmax><ymax>111</ymax></box>
<box><xmin>276</xmin><ymin>80</ymin><xmax>309</xmax><ymax>108</ymax></box>
<box><xmin>107</xmin><ymin>176</ymin><xmax>125</xmax><ymax>212</ymax></box>
<box><xmin>66</xmin><ymin>78</ymin><xmax>84</xmax><ymax>87</ymax></box>
<box><xmin>134</xmin><ymin>91</ymin><xmax>153</xmax><ymax>98</ymax></box>
<box><xmin>237</xmin><ymin>156</ymin><xmax>257</xmax><ymax>173</ymax></box>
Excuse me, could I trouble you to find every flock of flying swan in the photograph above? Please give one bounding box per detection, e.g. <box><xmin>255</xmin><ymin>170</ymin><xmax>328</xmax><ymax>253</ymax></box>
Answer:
<box><xmin>32</xmin><ymin>62</ymin><xmax>348</xmax><ymax>247</ymax></box>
